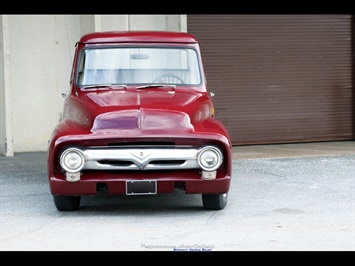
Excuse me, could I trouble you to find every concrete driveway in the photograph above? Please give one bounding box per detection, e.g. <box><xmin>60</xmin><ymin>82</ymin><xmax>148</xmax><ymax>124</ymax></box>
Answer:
<box><xmin>0</xmin><ymin>141</ymin><xmax>354</xmax><ymax>251</ymax></box>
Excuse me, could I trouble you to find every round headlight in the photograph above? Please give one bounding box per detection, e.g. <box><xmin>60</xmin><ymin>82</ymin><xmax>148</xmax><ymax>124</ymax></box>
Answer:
<box><xmin>197</xmin><ymin>146</ymin><xmax>223</xmax><ymax>171</ymax></box>
<box><xmin>60</xmin><ymin>148</ymin><xmax>85</xmax><ymax>173</ymax></box>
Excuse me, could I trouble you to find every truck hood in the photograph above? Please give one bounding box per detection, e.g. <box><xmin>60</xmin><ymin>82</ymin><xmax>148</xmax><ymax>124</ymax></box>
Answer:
<box><xmin>81</xmin><ymin>89</ymin><xmax>211</xmax><ymax>132</ymax></box>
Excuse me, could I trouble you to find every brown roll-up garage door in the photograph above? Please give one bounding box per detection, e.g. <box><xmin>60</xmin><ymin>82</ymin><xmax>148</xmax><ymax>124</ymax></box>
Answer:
<box><xmin>187</xmin><ymin>15</ymin><xmax>354</xmax><ymax>145</ymax></box>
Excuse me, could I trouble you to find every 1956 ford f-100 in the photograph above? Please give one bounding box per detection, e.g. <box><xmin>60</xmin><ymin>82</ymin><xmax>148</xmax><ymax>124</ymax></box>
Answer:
<box><xmin>47</xmin><ymin>31</ymin><xmax>232</xmax><ymax>211</ymax></box>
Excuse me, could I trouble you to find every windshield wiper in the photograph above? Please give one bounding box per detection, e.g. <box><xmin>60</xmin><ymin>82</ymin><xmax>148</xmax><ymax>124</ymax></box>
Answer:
<box><xmin>136</xmin><ymin>84</ymin><xmax>176</xmax><ymax>90</ymax></box>
<box><xmin>81</xmin><ymin>84</ymin><xmax>127</xmax><ymax>89</ymax></box>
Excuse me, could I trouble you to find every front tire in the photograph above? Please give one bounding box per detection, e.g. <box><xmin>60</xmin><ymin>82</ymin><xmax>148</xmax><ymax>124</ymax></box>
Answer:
<box><xmin>202</xmin><ymin>193</ymin><xmax>228</xmax><ymax>210</ymax></box>
<box><xmin>53</xmin><ymin>195</ymin><xmax>81</xmax><ymax>211</ymax></box>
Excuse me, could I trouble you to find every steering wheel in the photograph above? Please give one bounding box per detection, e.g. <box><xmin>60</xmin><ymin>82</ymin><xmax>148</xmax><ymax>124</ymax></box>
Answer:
<box><xmin>152</xmin><ymin>74</ymin><xmax>185</xmax><ymax>84</ymax></box>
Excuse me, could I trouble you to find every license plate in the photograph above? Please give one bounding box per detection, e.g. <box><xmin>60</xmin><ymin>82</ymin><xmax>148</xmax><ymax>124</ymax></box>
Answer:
<box><xmin>126</xmin><ymin>180</ymin><xmax>157</xmax><ymax>195</ymax></box>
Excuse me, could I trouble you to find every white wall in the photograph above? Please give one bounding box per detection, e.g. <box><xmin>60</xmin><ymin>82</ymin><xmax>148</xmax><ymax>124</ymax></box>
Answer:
<box><xmin>8</xmin><ymin>15</ymin><xmax>82</xmax><ymax>153</ymax></box>
<box><xmin>0</xmin><ymin>15</ymin><xmax>186</xmax><ymax>156</ymax></box>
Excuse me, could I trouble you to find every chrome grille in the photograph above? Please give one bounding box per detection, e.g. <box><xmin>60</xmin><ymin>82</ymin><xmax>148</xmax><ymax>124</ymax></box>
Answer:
<box><xmin>81</xmin><ymin>147</ymin><xmax>200</xmax><ymax>170</ymax></box>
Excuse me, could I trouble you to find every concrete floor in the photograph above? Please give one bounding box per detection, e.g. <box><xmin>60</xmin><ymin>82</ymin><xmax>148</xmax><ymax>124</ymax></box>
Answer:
<box><xmin>0</xmin><ymin>140</ymin><xmax>354</xmax><ymax>251</ymax></box>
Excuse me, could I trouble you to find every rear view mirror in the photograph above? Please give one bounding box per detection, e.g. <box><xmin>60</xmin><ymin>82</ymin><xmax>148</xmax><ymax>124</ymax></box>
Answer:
<box><xmin>130</xmin><ymin>54</ymin><xmax>149</xmax><ymax>60</ymax></box>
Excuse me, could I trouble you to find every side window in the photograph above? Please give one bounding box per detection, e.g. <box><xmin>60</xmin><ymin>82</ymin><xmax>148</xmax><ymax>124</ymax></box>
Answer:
<box><xmin>76</xmin><ymin>51</ymin><xmax>86</xmax><ymax>85</ymax></box>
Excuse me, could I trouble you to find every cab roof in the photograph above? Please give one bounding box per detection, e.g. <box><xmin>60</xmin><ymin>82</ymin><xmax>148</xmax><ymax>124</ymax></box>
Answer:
<box><xmin>78</xmin><ymin>31</ymin><xmax>199</xmax><ymax>44</ymax></box>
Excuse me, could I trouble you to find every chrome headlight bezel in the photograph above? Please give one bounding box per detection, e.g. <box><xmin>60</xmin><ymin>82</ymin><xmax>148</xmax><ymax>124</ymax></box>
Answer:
<box><xmin>60</xmin><ymin>147</ymin><xmax>85</xmax><ymax>173</ymax></box>
<box><xmin>197</xmin><ymin>146</ymin><xmax>223</xmax><ymax>171</ymax></box>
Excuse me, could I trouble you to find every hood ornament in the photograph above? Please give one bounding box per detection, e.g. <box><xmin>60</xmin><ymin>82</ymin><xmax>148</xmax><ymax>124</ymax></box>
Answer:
<box><xmin>130</xmin><ymin>151</ymin><xmax>153</xmax><ymax>170</ymax></box>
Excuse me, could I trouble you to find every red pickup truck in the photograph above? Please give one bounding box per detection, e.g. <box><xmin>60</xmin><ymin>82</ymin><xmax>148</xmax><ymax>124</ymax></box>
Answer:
<box><xmin>47</xmin><ymin>31</ymin><xmax>232</xmax><ymax>211</ymax></box>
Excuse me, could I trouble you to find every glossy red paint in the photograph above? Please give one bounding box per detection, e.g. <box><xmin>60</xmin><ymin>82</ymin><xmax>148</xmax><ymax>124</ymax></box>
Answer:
<box><xmin>47</xmin><ymin>31</ymin><xmax>232</xmax><ymax>211</ymax></box>
<box><xmin>78</xmin><ymin>31</ymin><xmax>199</xmax><ymax>44</ymax></box>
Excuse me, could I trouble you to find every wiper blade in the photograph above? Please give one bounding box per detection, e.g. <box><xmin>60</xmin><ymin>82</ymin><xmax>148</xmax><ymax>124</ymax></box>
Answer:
<box><xmin>82</xmin><ymin>84</ymin><xmax>127</xmax><ymax>89</ymax></box>
<box><xmin>136</xmin><ymin>84</ymin><xmax>176</xmax><ymax>90</ymax></box>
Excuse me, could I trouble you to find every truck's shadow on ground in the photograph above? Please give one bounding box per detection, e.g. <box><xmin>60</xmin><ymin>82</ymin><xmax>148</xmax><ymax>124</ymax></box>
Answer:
<box><xmin>76</xmin><ymin>189</ymin><xmax>207</xmax><ymax>213</ymax></box>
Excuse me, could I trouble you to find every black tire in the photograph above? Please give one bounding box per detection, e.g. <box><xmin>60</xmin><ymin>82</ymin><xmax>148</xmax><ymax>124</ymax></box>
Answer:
<box><xmin>53</xmin><ymin>195</ymin><xmax>81</xmax><ymax>211</ymax></box>
<box><xmin>202</xmin><ymin>193</ymin><xmax>228</xmax><ymax>210</ymax></box>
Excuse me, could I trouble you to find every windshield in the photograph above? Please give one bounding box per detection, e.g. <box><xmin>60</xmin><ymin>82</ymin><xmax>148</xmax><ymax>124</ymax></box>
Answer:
<box><xmin>76</xmin><ymin>47</ymin><xmax>202</xmax><ymax>86</ymax></box>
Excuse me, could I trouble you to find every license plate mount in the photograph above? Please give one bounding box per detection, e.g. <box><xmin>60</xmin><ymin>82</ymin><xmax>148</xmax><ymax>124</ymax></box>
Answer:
<box><xmin>126</xmin><ymin>180</ymin><xmax>157</xmax><ymax>195</ymax></box>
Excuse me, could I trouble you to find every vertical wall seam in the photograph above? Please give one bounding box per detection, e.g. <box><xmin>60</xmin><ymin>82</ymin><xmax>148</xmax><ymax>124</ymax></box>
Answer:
<box><xmin>180</xmin><ymin>15</ymin><xmax>187</xmax><ymax>33</ymax></box>
<box><xmin>0</xmin><ymin>15</ymin><xmax>14</xmax><ymax>156</ymax></box>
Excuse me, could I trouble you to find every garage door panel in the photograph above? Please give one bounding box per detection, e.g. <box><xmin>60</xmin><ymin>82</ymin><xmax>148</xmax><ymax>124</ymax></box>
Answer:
<box><xmin>188</xmin><ymin>15</ymin><xmax>354</xmax><ymax>145</ymax></box>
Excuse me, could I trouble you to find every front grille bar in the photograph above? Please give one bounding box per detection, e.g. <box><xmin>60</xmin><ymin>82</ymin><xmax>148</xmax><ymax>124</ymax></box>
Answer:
<box><xmin>82</xmin><ymin>147</ymin><xmax>200</xmax><ymax>170</ymax></box>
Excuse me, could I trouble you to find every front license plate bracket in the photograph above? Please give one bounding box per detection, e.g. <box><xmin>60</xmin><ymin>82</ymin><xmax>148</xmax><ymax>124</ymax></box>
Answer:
<box><xmin>126</xmin><ymin>180</ymin><xmax>157</xmax><ymax>195</ymax></box>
